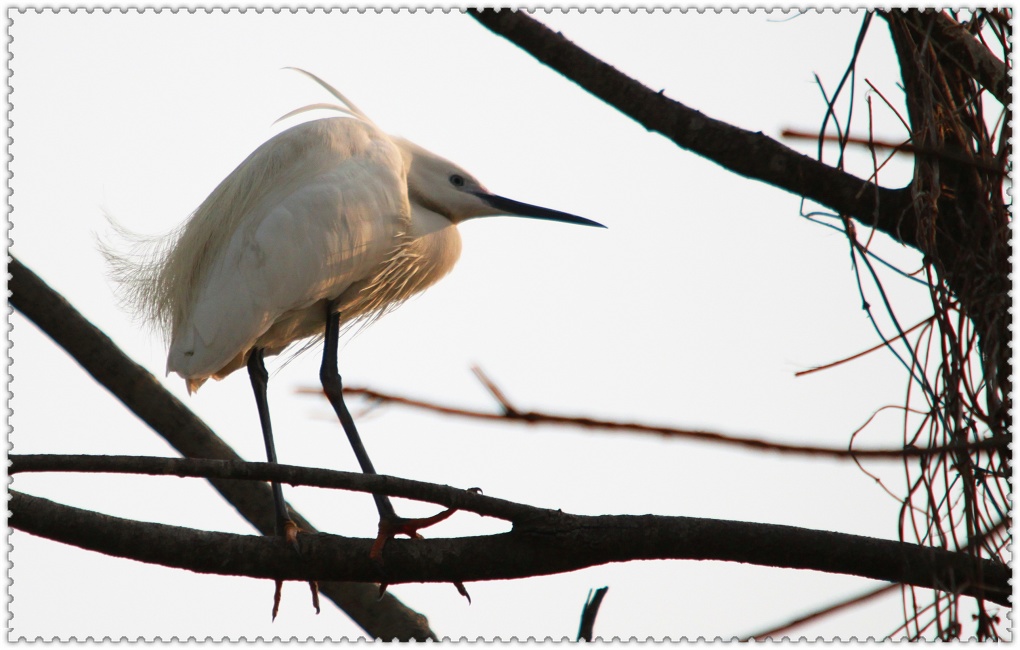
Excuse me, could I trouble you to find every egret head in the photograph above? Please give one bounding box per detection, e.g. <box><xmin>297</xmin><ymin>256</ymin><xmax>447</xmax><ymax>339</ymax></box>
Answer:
<box><xmin>399</xmin><ymin>138</ymin><xmax>605</xmax><ymax>229</ymax></box>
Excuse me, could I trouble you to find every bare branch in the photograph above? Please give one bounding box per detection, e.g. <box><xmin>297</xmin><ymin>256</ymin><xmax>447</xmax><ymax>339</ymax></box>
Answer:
<box><xmin>471</xmin><ymin>365</ymin><xmax>521</xmax><ymax>416</ymax></box>
<box><xmin>10</xmin><ymin>454</ymin><xmax>530</xmax><ymax>523</ymax></box>
<box><xmin>8</xmin><ymin>256</ymin><xmax>435</xmax><ymax>641</ymax></box>
<box><xmin>12</xmin><ymin>489</ymin><xmax>1010</xmax><ymax>607</ymax></box>
<box><xmin>743</xmin><ymin>517</ymin><xmax>1009</xmax><ymax>639</ymax></box>
<box><xmin>578</xmin><ymin>587</ymin><xmax>609</xmax><ymax>642</ymax></box>
<box><xmin>793</xmin><ymin>314</ymin><xmax>935</xmax><ymax>377</ymax></box>
<box><xmin>295</xmin><ymin>386</ymin><xmax>1008</xmax><ymax>461</ymax></box>
<box><xmin>780</xmin><ymin>130</ymin><xmax>1003</xmax><ymax>174</ymax></box>
<box><xmin>467</xmin><ymin>9</ymin><xmax>917</xmax><ymax>251</ymax></box>
<box><xmin>746</xmin><ymin>584</ymin><xmax>898</xmax><ymax>640</ymax></box>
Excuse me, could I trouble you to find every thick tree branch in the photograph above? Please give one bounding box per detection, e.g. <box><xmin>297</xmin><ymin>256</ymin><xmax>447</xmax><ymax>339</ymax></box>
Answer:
<box><xmin>744</xmin><ymin>518</ymin><xmax>1010</xmax><ymax>639</ymax></box>
<box><xmin>899</xmin><ymin>10</ymin><xmax>1008</xmax><ymax>105</ymax></box>
<box><xmin>12</xmin><ymin>489</ymin><xmax>1009</xmax><ymax>608</ymax></box>
<box><xmin>9</xmin><ymin>256</ymin><xmax>435</xmax><ymax>641</ymax></box>
<box><xmin>880</xmin><ymin>10</ymin><xmax>1011</xmax><ymax>427</ymax></box>
<box><xmin>467</xmin><ymin>9</ymin><xmax>916</xmax><ymax>250</ymax></box>
<box><xmin>466</xmin><ymin>8</ymin><xmax>1010</xmax><ymax>426</ymax></box>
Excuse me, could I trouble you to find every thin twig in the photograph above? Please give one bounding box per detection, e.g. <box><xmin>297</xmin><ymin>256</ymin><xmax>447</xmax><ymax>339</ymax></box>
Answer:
<box><xmin>781</xmin><ymin>129</ymin><xmax>1003</xmax><ymax>173</ymax></box>
<box><xmin>295</xmin><ymin>386</ymin><xmax>1008</xmax><ymax>461</ymax></box>
<box><xmin>795</xmin><ymin>314</ymin><xmax>937</xmax><ymax>377</ymax></box>
<box><xmin>10</xmin><ymin>454</ymin><xmax>531</xmax><ymax>523</ymax></box>
<box><xmin>577</xmin><ymin>587</ymin><xmax>610</xmax><ymax>642</ymax></box>
<box><xmin>746</xmin><ymin>584</ymin><xmax>898</xmax><ymax>640</ymax></box>
<box><xmin>471</xmin><ymin>365</ymin><xmax>521</xmax><ymax>416</ymax></box>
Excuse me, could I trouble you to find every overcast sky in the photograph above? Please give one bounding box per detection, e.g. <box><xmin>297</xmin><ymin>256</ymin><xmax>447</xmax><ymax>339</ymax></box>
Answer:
<box><xmin>10</xmin><ymin>8</ymin><xmax>944</xmax><ymax>640</ymax></box>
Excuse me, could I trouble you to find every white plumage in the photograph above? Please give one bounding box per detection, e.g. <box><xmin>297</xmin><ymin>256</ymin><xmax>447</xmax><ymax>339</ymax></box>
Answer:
<box><xmin>107</xmin><ymin>71</ymin><xmax>601</xmax><ymax>394</ymax></box>
<box><xmin>106</xmin><ymin>72</ymin><xmax>603</xmax><ymax>601</ymax></box>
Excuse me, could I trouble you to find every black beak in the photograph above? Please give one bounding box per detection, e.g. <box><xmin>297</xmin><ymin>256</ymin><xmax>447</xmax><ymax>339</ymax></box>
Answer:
<box><xmin>475</xmin><ymin>192</ymin><xmax>606</xmax><ymax>228</ymax></box>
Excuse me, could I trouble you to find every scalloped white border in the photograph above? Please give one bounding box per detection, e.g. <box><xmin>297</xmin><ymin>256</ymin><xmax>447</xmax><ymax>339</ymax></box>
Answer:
<box><xmin>4</xmin><ymin>5</ymin><xmax>1011</xmax><ymax>643</ymax></box>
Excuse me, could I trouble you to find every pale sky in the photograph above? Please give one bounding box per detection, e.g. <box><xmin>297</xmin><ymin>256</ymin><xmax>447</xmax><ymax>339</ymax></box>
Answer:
<box><xmin>9</xmin><ymin>7</ymin><xmax>944</xmax><ymax>640</ymax></box>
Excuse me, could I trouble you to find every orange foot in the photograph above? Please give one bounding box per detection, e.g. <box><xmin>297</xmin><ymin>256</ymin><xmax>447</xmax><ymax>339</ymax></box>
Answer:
<box><xmin>369</xmin><ymin>508</ymin><xmax>458</xmax><ymax>561</ymax></box>
<box><xmin>370</xmin><ymin>506</ymin><xmax>472</xmax><ymax>604</ymax></box>
<box><xmin>272</xmin><ymin>519</ymin><xmax>321</xmax><ymax>621</ymax></box>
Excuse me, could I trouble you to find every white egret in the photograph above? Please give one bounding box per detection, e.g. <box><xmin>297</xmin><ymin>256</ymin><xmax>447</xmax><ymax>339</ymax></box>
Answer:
<box><xmin>108</xmin><ymin>69</ymin><xmax>603</xmax><ymax>609</ymax></box>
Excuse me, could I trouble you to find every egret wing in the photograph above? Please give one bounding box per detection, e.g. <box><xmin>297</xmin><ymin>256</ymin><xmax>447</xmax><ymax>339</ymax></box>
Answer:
<box><xmin>166</xmin><ymin>118</ymin><xmax>410</xmax><ymax>381</ymax></box>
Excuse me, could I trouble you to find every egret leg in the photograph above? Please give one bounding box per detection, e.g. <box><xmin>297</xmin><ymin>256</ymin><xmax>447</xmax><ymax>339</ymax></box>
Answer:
<box><xmin>247</xmin><ymin>348</ymin><xmax>293</xmax><ymax>536</ymax></box>
<box><xmin>248</xmin><ymin>348</ymin><xmax>320</xmax><ymax>620</ymax></box>
<box><xmin>319</xmin><ymin>309</ymin><xmax>458</xmax><ymax>561</ymax></box>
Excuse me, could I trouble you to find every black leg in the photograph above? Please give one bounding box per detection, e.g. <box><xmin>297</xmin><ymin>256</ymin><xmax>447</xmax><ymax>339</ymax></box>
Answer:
<box><xmin>249</xmin><ymin>348</ymin><xmax>323</xmax><ymax>620</ymax></box>
<box><xmin>317</xmin><ymin>308</ymin><xmax>464</xmax><ymax>598</ymax></box>
<box><xmin>319</xmin><ymin>309</ymin><xmax>398</xmax><ymax>521</ymax></box>
<box><xmin>247</xmin><ymin>347</ymin><xmax>291</xmax><ymax>536</ymax></box>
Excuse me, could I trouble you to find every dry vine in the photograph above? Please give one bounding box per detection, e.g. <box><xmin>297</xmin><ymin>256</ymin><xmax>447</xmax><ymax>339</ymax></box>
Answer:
<box><xmin>468</xmin><ymin>8</ymin><xmax>1011</xmax><ymax>639</ymax></box>
<box><xmin>794</xmin><ymin>9</ymin><xmax>1010</xmax><ymax>640</ymax></box>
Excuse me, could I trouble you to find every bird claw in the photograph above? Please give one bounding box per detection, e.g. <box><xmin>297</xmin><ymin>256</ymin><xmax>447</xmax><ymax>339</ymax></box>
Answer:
<box><xmin>377</xmin><ymin>579</ymin><xmax>468</xmax><ymax>603</ymax></box>
<box><xmin>271</xmin><ymin>579</ymin><xmax>321</xmax><ymax>620</ymax></box>
<box><xmin>270</xmin><ymin>521</ymin><xmax>319</xmax><ymax>620</ymax></box>
<box><xmin>455</xmin><ymin>581</ymin><xmax>471</xmax><ymax>604</ymax></box>
<box><xmin>369</xmin><ymin>507</ymin><xmax>458</xmax><ymax>562</ymax></box>
<box><xmin>272</xmin><ymin>579</ymin><xmax>284</xmax><ymax>621</ymax></box>
<box><xmin>284</xmin><ymin>519</ymin><xmax>303</xmax><ymax>554</ymax></box>
<box><xmin>309</xmin><ymin>580</ymin><xmax>321</xmax><ymax>615</ymax></box>
<box><xmin>366</xmin><ymin>509</ymin><xmax>472</xmax><ymax>605</ymax></box>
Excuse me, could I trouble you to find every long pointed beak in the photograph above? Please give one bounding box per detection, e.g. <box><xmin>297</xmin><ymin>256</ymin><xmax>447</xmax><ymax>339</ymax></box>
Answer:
<box><xmin>475</xmin><ymin>192</ymin><xmax>606</xmax><ymax>228</ymax></box>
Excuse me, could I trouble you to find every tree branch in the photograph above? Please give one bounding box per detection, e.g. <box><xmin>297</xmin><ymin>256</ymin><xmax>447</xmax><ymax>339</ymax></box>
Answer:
<box><xmin>899</xmin><ymin>10</ymin><xmax>1008</xmax><ymax>105</ymax></box>
<box><xmin>743</xmin><ymin>516</ymin><xmax>1010</xmax><ymax>639</ymax></box>
<box><xmin>12</xmin><ymin>488</ymin><xmax>1009</xmax><ymax>608</ymax></box>
<box><xmin>10</xmin><ymin>454</ymin><xmax>529</xmax><ymax>523</ymax></box>
<box><xmin>745</xmin><ymin>584</ymin><xmax>898</xmax><ymax>640</ymax></box>
<box><xmin>577</xmin><ymin>586</ymin><xmax>609</xmax><ymax>642</ymax></box>
<box><xmin>467</xmin><ymin>9</ymin><xmax>917</xmax><ymax>250</ymax></box>
<box><xmin>312</xmin><ymin>386</ymin><xmax>1007</xmax><ymax>461</ymax></box>
<box><xmin>9</xmin><ymin>256</ymin><xmax>435</xmax><ymax>641</ymax></box>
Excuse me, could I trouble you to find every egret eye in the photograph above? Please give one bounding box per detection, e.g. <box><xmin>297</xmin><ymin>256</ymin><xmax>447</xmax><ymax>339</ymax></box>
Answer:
<box><xmin>449</xmin><ymin>174</ymin><xmax>466</xmax><ymax>187</ymax></box>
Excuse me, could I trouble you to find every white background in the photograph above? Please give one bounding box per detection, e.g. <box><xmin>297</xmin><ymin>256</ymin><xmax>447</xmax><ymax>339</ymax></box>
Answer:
<box><xmin>9</xmin><ymin>8</ymin><xmax>951</xmax><ymax>640</ymax></box>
